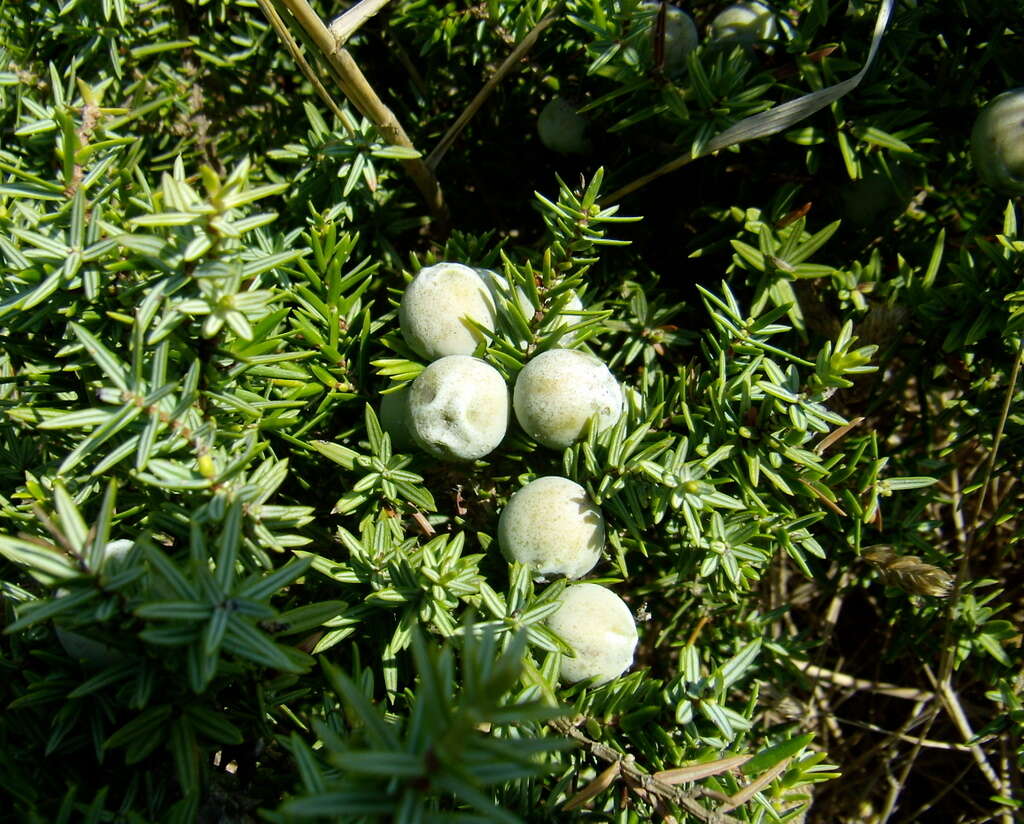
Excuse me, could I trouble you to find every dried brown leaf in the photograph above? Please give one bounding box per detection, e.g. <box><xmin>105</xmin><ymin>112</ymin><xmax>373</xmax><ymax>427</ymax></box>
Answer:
<box><xmin>563</xmin><ymin>761</ymin><xmax>621</xmax><ymax>811</ymax></box>
<box><xmin>655</xmin><ymin>754</ymin><xmax>753</xmax><ymax>786</ymax></box>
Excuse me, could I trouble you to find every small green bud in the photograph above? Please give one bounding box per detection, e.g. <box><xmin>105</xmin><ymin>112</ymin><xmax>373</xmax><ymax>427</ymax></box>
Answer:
<box><xmin>198</xmin><ymin>454</ymin><xmax>217</xmax><ymax>478</ymax></box>
<box><xmin>477</xmin><ymin>268</ymin><xmax>584</xmax><ymax>349</ymax></box>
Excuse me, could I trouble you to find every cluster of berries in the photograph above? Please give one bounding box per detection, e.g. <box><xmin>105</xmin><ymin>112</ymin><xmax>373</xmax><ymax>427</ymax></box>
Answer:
<box><xmin>382</xmin><ymin>262</ymin><xmax>638</xmax><ymax>685</ymax></box>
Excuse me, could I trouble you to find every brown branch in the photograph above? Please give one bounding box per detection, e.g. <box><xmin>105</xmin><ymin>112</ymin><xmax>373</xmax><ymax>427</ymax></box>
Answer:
<box><xmin>833</xmin><ymin>714</ymin><xmax>979</xmax><ymax>751</ymax></box>
<box><xmin>936</xmin><ymin>677</ymin><xmax>1003</xmax><ymax>792</ymax></box>
<box><xmin>255</xmin><ymin>0</ymin><xmax>353</xmax><ymax>132</ymax></box>
<box><xmin>268</xmin><ymin>0</ymin><xmax>447</xmax><ymax>226</ymax></box>
<box><xmin>876</xmin><ymin>341</ymin><xmax>1024</xmax><ymax>823</ymax></box>
<box><xmin>871</xmin><ymin>700</ymin><xmax>940</xmax><ymax>824</ymax></box>
<box><xmin>550</xmin><ymin>717</ymin><xmax>742</xmax><ymax>824</ymax></box>
<box><xmin>794</xmin><ymin>659</ymin><xmax>934</xmax><ymax>702</ymax></box>
<box><xmin>328</xmin><ymin>0</ymin><xmax>393</xmax><ymax>44</ymax></box>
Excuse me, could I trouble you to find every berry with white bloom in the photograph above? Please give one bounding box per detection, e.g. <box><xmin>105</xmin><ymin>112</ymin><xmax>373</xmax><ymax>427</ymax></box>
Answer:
<box><xmin>407</xmin><ymin>355</ymin><xmax>508</xmax><ymax>461</ymax></box>
<box><xmin>513</xmin><ymin>348</ymin><xmax>623</xmax><ymax>450</ymax></box>
<box><xmin>498</xmin><ymin>476</ymin><xmax>604</xmax><ymax>580</ymax></box>
<box><xmin>546</xmin><ymin>583</ymin><xmax>639</xmax><ymax>685</ymax></box>
<box><xmin>399</xmin><ymin>262</ymin><xmax>497</xmax><ymax>361</ymax></box>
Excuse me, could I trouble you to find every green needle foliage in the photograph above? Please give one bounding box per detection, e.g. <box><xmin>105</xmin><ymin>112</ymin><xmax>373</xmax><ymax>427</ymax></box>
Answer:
<box><xmin>2</xmin><ymin>1</ymin><xmax>1022</xmax><ymax>822</ymax></box>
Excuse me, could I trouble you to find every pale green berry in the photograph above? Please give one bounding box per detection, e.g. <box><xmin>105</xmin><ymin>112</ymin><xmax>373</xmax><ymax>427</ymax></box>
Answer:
<box><xmin>400</xmin><ymin>262</ymin><xmax>497</xmax><ymax>361</ymax></box>
<box><xmin>537</xmin><ymin>97</ymin><xmax>589</xmax><ymax>155</ymax></box>
<box><xmin>546</xmin><ymin>583</ymin><xmax>638</xmax><ymax>685</ymax></box>
<box><xmin>639</xmin><ymin>2</ymin><xmax>699</xmax><ymax>75</ymax></box>
<box><xmin>970</xmin><ymin>88</ymin><xmax>1024</xmax><ymax>195</ymax></box>
<box><xmin>513</xmin><ymin>349</ymin><xmax>623</xmax><ymax>450</ymax></box>
<box><xmin>498</xmin><ymin>476</ymin><xmax>604</xmax><ymax>580</ymax></box>
<box><xmin>407</xmin><ymin>355</ymin><xmax>508</xmax><ymax>461</ymax></box>
<box><xmin>709</xmin><ymin>1</ymin><xmax>778</xmax><ymax>47</ymax></box>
